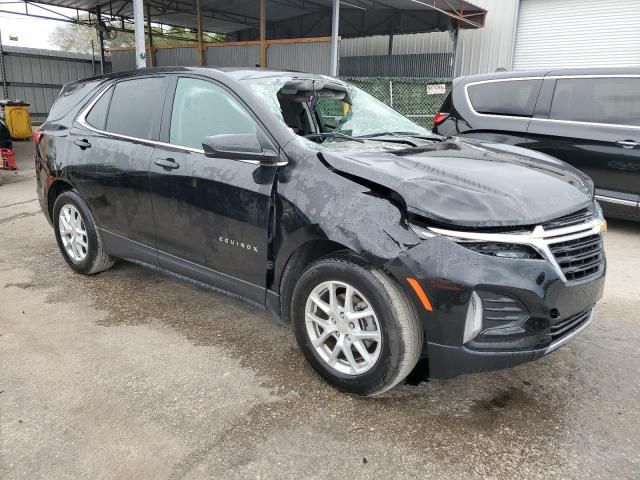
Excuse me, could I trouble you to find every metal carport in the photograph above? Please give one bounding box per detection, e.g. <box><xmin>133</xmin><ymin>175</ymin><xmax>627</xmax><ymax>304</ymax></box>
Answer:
<box><xmin>0</xmin><ymin>0</ymin><xmax>486</xmax><ymax>75</ymax></box>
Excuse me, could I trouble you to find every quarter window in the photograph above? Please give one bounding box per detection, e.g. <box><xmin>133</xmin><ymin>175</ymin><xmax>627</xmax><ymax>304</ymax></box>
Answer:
<box><xmin>105</xmin><ymin>78</ymin><xmax>164</xmax><ymax>140</ymax></box>
<box><xmin>49</xmin><ymin>80</ymin><xmax>102</xmax><ymax>121</ymax></box>
<box><xmin>468</xmin><ymin>80</ymin><xmax>542</xmax><ymax>117</ymax></box>
<box><xmin>550</xmin><ymin>78</ymin><xmax>640</xmax><ymax>126</ymax></box>
<box><xmin>170</xmin><ymin>77</ymin><xmax>257</xmax><ymax>150</ymax></box>
<box><xmin>85</xmin><ymin>87</ymin><xmax>112</xmax><ymax>130</ymax></box>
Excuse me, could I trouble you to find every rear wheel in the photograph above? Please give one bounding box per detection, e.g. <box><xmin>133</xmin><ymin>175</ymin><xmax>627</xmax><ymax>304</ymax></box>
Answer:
<box><xmin>292</xmin><ymin>253</ymin><xmax>423</xmax><ymax>396</ymax></box>
<box><xmin>53</xmin><ymin>190</ymin><xmax>114</xmax><ymax>275</ymax></box>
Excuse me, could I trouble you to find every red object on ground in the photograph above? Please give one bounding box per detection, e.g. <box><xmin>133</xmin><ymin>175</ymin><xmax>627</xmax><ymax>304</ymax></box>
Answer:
<box><xmin>1</xmin><ymin>148</ymin><xmax>17</xmax><ymax>170</ymax></box>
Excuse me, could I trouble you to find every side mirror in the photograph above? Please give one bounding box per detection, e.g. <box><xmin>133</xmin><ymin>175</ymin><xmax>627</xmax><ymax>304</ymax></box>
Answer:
<box><xmin>202</xmin><ymin>133</ymin><xmax>279</xmax><ymax>164</ymax></box>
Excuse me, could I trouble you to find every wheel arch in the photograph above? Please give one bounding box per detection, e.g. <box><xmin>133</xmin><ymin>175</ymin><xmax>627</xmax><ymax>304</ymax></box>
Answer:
<box><xmin>275</xmin><ymin>238</ymin><xmax>354</xmax><ymax>323</ymax></box>
<box><xmin>47</xmin><ymin>179</ymin><xmax>75</xmax><ymax>223</ymax></box>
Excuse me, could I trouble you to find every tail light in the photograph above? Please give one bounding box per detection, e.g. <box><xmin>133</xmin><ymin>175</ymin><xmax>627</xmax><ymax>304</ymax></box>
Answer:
<box><xmin>432</xmin><ymin>112</ymin><xmax>449</xmax><ymax>127</ymax></box>
<box><xmin>33</xmin><ymin>129</ymin><xmax>44</xmax><ymax>145</ymax></box>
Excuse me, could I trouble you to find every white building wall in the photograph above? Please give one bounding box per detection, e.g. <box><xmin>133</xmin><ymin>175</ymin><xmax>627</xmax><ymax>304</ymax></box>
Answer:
<box><xmin>513</xmin><ymin>0</ymin><xmax>640</xmax><ymax>70</ymax></box>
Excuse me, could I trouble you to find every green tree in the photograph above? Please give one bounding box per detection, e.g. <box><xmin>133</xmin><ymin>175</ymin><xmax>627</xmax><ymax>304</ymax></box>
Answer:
<box><xmin>49</xmin><ymin>14</ymin><xmax>223</xmax><ymax>54</ymax></box>
<box><xmin>49</xmin><ymin>15</ymin><xmax>133</xmax><ymax>54</ymax></box>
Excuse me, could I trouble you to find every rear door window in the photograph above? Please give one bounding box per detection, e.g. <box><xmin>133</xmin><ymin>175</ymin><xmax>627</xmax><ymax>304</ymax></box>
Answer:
<box><xmin>468</xmin><ymin>79</ymin><xmax>542</xmax><ymax>117</ymax></box>
<box><xmin>85</xmin><ymin>87</ymin><xmax>113</xmax><ymax>130</ymax></box>
<box><xmin>105</xmin><ymin>77</ymin><xmax>164</xmax><ymax>140</ymax></box>
<box><xmin>550</xmin><ymin>77</ymin><xmax>640</xmax><ymax>126</ymax></box>
<box><xmin>169</xmin><ymin>77</ymin><xmax>257</xmax><ymax>150</ymax></box>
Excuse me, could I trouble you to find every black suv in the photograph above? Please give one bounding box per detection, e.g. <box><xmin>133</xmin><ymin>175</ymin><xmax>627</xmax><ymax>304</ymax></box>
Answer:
<box><xmin>433</xmin><ymin>68</ymin><xmax>640</xmax><ymax>221</ymax></box>
<box><xmin>36</xmin><ymin>67</ymin><xmax>606</xmax><ymax>395</ymax></box>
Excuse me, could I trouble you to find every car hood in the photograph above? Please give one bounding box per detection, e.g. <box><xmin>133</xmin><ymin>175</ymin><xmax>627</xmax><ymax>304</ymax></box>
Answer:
<box><xmin>320</xmin><ymin>138</ymin><xmax>594</xmax><ymax>228</ymax></box>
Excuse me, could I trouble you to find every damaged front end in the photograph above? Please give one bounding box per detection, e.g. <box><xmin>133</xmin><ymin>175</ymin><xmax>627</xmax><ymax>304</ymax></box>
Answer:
<box><xmin>244</xmin><ymin>72</ymin><xmax>607</xmax><ymax>379</ymax></box>
<box><xmin>386</xmin><ymin>207</ymin><xmax>606</xmax><ymax>378</ymax></box>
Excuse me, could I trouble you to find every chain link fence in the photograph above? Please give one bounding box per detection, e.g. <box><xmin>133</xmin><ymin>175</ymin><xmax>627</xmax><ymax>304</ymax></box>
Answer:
<box><xmin>342</xmin><ymin>77</ymin><xmax>452</xmax><ymax>130</ymax></box>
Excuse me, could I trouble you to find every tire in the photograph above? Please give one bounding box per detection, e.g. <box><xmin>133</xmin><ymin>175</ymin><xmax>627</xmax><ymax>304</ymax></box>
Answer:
<box><xmin>291</xmin><ymin>252</ymin><xmax>423</xmax><ymax>396</ymax></box>
<box><xmin>53</xmin><ymin>190</ymin><xmax>115</xmax><ymax>275</ymax></box>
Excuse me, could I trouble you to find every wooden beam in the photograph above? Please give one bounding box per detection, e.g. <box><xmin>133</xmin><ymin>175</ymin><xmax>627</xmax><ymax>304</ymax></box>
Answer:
<box><xmin>196</xmin><ymin>0</ymin><xmax>205</xmax><ymax>65</ymax></box>
<box><xmin>146</xmin><ymin>3</ymin><xmax>156</xmax><ymax>67</ymax></box>
<box><xmin>106</xmin><ymin>36</ymin><xmax>333</xmax><ymax>53</ymax></box>
<box><xmin>259</xmin><ymin>0</ymin><xmax>266</xmax><ymax>67</ymax></box>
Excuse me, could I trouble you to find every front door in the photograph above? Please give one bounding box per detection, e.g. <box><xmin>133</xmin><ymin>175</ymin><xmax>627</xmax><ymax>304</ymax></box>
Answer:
<box><xmin>527</xmin><ymin>76</ymin><xmax>640</xmax><ymax>219</ymax></box>
<box><xmin>149</xmin><ymin>76</ymin><xmax>278</xmax><ymax>304</ymax></box>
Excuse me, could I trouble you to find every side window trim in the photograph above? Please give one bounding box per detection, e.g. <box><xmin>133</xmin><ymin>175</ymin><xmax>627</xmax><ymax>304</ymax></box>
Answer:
<box><xmin>466</xmin><ymin>75</ymin><xmax>640</xmax><ymax>130</ymax></box>
<box><xmin>77</xmin><ymin>75</ymin><xmax>170</xmax><ymax>143</ymax></box>
<box><xmin>77</xmin><ymin>83</ymin><xmax>113</xmax><ymax>129</ymax></box>
<box><xmin>158</xmin><ymin>73</ymin><xmax>279</xmax><ymax>153</ymax></box>
<box><xmin>78</xmin><ymin>73</ymin><xmax>285</xmax><ymax>159</ymax></box>
<box><xmin>547</xmin><ymin>76</ymin><xmax>640</xmax><ymax>128</ymax></box>
<box><xmin>84</xmin><ymin>85</ymin><xmax>114</xmax><ymax>130</ymax></box>
<box><xmin>464</xmin><ymin>77</ymin><xmax>544</xmax><ymax>119</ymax></box>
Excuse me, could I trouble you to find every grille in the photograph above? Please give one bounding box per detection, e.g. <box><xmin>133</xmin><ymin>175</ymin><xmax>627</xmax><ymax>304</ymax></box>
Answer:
<box><xmin>542</xmin><ymin>207</ymin><xmax>594</xmax><ymax>231</ymax></box>
<box><xmin>550</xmin><ymin>308</ymin><xmax>592</xmax><ymax>342</ymax></box>
<box><xmin>549</xmin><ymin>234</ymin><xmax>604</xmax><ymax>282</ymax></box>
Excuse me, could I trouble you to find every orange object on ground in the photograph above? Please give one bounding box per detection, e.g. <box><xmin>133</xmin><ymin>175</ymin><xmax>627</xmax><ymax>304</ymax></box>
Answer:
<box><xmin>0</xmin><ymin>148</ymin><xmax>17</xmax><ymax>170</ymax></box>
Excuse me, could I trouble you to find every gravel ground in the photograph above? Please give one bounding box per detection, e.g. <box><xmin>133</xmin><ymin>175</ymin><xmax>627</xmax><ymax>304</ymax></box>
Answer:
<box><xmin>1</xmin><ymin>142</ymin><xmax>639</xmax><ymax>479</ymax></box>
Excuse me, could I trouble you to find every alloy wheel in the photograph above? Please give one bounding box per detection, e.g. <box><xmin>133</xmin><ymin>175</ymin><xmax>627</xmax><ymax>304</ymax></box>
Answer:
<box><xmin>305</xmin><ymin>280</ymin><xmax>382</xmax><ymax>375</ymax></box>
<box><xmin>58</xmin><ymin>204</ymin><xmax>88</xmax><ymax>263</ymax></box>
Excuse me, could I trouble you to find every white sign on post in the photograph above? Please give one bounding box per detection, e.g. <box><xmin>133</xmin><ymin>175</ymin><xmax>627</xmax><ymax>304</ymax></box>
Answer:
<box><xmin>426</xmin><ymin>84</ymin><xmax>447</xmax><ymax>95</ymax></box>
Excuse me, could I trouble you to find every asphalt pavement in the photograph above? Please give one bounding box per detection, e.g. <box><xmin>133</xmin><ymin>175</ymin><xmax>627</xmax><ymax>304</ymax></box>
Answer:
<box><xmin>1</xmin><ymin>141</ymin><xmax>639</xmax><ymax>479</ymax></box>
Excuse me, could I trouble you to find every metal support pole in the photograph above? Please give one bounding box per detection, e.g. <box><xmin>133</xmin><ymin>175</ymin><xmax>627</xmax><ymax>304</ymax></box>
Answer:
<box><xmin>96</xmin><ymin>7</ymin><xmax>106</xmax><ymax>75</ymax></box>
<box><xmin>259</xmin><ymin>0</ymin><xmax>266</xmax><ymax>67</ymax></box>
<box><xmin>330</xmin><ymin>0</ymin><xmax>339</xmax><ymax>76</ymax></box>
<box><xmin>146</xmin><ymin>4</ymin><xmax>155</xmax><ymax>67</ymax></box>
<box><xmin>91</xmin><ymin>40</ymin><xmax>96</xmax><ymax>75</ymax></box>
<box><xmin>450</xmin><ymin>22</ymin><xmax>460</xmax><ymax>78</ymax></box>
<box><xmin>132</xmin><ymin>0</ymin><xmax>146</xmax><ymax>68</ymax></box>
<box><xmin>196</xmin><ymin>0</ymin><xmax>205</xmax><ymax>65</ymax></box>
<box><xmin>0</xmin><ymin>28</ymin><xmax>7</xmax><ymax>98</ymax></box>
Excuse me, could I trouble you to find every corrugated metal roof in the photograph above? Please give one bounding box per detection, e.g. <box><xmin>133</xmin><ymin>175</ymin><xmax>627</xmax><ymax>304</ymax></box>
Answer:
<box><xmin>26</xmin><ymin>0</ymin><xmax>486</xmax><ymax>37</ymax></box>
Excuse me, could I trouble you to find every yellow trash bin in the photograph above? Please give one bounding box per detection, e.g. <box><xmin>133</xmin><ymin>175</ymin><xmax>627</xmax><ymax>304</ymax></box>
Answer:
<box><xmin>3</xmin><ymin>102</ymin><xmax>33</xmax><ymax>139</ymax></box>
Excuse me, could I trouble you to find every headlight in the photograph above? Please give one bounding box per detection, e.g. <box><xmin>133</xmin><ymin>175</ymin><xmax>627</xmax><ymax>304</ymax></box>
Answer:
<box><xmin>459</xmin><ymin>242</ymin><xmax>541</xmax><ymax>259</ymax></box>
<box><xmin>409</xmin><ymin>222</ymin><xmax>542</xmax><ymax>259</ymax></box>
<box><xmin>594</xmin><ymin>201</ymin><xmax>607</xmax><ymax>233</ymax></box>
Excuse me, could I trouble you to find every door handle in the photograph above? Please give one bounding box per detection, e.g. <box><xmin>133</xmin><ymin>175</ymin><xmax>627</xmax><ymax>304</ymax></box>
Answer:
<box><xmin>73</xmin><ymin>138</ymin><xmax>91</xmax><ymax>150</ymax></box>
<box><xmin>154</xmin><ymin>158</ymin><xmax>180</xmax><ymax>170</ymax></box>
<box><xmin>616</xmin><ymin>140</ymin><xmax>639</xmax><ymax>149</ymax></box>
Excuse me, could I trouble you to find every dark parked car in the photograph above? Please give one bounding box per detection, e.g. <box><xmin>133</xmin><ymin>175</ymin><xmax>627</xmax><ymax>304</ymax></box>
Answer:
<box><xmin>0</xmin><ymin>118</ymin><xmax>12</xmax><ymax>149</ymax></box>
<box><xmin>433</xmin><ymin>68</ymin><xmax>640</xmax><ymax>221</ymax></box>
<box><xmin>36</xmin><ymin>67</ymin><xmax>607</xmax><ymax>395</ymax></box>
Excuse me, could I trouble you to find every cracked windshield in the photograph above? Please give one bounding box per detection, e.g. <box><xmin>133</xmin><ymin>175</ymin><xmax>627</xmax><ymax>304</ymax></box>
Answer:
<box><xmin>245</xmin><ymin>76</ymin><xmax>434</xmax><ymax>151</ymax></box>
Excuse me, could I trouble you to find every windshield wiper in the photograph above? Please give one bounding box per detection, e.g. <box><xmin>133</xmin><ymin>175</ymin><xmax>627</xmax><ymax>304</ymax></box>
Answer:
<box><xmin>356</xmin><ymin>131</ymin><xmax>444</xmax><ymax>140</ymax></box>
<box><xmin>304</xmin><ymin>132</ymin><xmax>365</xmax><ymax>143</ymax></box>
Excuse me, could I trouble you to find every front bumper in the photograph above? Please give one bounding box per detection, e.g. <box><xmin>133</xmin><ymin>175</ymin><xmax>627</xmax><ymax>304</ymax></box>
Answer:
<box><xmin>426</xmin><ymin>309</ymin><xmax>594</xmax><ymax>379</ymax></box>
<box><xmin>386</xmin><ymin>235</ymin><xmax>605</xmax><ymax>379</ymax></box>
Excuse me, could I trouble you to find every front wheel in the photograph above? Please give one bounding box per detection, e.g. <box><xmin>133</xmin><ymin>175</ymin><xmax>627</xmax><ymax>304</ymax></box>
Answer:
<box><xmin>291</xmin><ymin>253</ymin><xmax>423</xmax><ymax>396</ymax></box>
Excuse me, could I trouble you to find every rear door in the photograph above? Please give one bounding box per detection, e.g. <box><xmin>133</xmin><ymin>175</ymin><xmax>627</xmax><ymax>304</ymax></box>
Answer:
<box><xmin>77</xmin><ymin>76</ymin><xmax>168</xmax><ymax>258</ymax></box>
<box><xmin>148</xmin><ymin>75</ymin><xmax>278</xmax><ymax>304</ymax></box>
<box><xmin>526</xmin><ymin>76</ymin><xmax>640</xmax><ymax>219</ymax></box>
